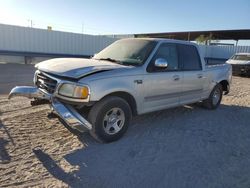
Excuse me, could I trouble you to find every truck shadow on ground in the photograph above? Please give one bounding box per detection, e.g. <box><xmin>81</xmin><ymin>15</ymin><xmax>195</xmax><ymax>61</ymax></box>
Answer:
<box><xmin>38</xmin><ymin>103</ymin><xmax>250</xmax><ymax>187</ymax></box>
<box><xmin>33</xmin><ymin>148</ymin><xmax>83</xmax><ymax>187</ymax></box>
<box><xmin>0</xmin><ymin>119</ymin><xmax>14</xmax><ymax>164</ymax></box>
<box><xmin>0</xmin><ymin>138</ymin><xmax>11</xmax><ymax>164</ymax></box>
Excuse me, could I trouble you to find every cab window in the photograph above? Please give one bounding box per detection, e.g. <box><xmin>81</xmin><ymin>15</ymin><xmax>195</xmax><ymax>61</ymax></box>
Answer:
<box><xmin>147</xmin><ymin>44</ymin><xmax>179</xmax><ymax>72</ymax></box>
<box><xmin>177</xmin><ymin>44</ymin><xmax>202</xmax><ymax>71</ymax></box>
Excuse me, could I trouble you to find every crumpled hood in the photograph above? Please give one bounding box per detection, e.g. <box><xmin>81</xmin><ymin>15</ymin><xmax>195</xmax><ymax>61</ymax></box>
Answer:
<box><xmin>35</xmin><ymin>58</ymin><xmax>127</xmax><ymax>79</ymax></box>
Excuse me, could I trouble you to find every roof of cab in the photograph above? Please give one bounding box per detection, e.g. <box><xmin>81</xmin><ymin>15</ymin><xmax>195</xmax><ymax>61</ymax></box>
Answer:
<box><xmin>120</xmin><ymin>37</ymin><xmax>198</xmax><ymax>46</ymax></box>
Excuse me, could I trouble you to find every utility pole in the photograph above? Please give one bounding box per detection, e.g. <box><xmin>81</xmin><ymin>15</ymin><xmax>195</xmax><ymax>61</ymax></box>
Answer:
<box><xmin>235</xmin><ymin>40</ymin><xmax>238</xmax><ymax>46</ymax></box>
<box><xmin>27</xmin><ymin>19</ymin><xmax>33</xmax><ymax>28</ymax></box>
<box><xmin>82</xmin><ymin>22</ymin><xmax>84</xmax><ymax>34</ymax></box>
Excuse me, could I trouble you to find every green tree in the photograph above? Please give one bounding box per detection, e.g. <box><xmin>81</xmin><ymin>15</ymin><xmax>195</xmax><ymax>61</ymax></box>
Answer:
<box><xmin>195</xmin><ymin>34</ymin><xmax>218</xmax><ymax>45</ymax></box>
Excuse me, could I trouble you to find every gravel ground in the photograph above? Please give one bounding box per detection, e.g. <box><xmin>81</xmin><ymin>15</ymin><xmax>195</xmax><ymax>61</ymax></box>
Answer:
<box><xmin>0</xmin><ymin>65</ymin><xmax>250</xmax><ymax>187</ymax></box>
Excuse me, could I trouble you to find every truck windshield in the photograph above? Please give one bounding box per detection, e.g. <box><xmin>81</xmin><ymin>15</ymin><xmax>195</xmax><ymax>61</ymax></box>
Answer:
<box><xmin>93</xmin><ymin>39</ymin><xmax>157</xmax><ymax>66</ymax></box>
<box><xmin>232</xmin><ymin>55</ymin><xmax>250</xmax><ymax>61</ymax></box>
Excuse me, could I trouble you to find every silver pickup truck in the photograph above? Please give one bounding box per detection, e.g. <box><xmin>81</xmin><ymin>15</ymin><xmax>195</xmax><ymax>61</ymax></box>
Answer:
<box><xmin>9</xmin><ymin>38</ymin><xmax>232</xmax><ymax>142</ymax></box>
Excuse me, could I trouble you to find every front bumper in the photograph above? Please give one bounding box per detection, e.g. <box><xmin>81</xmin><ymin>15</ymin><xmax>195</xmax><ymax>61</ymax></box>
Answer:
<box><xmin>8</xmin><ymin>86</ymin><xmax>92</xmax><ymax>132</ymax></box>
<box><xmin>52</xmin><ymin>99</ymin><xmax>92</xmax><ymax>132</ymax></box>
<box><xmin>8</xmin><ymin>86</ymin><xmax>51</xmax><ymax>100</ymax></box>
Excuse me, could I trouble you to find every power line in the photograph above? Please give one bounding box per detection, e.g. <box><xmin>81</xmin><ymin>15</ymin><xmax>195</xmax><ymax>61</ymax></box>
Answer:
<box><xmin>24</xmin><ymin>18</ymin><xmax>117</xmax><ymax>35</ymax></box>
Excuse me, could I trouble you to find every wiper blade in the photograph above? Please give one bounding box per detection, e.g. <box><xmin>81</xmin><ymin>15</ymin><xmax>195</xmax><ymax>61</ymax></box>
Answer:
<box><xmin>95</xmin><ymin>58</ymin><xmax>135</xmax><ymax>66</ymax></box>
<box><xmin>98</xmin><ymin>58</ymin><xmax>119</xmax><ymax>63</ymax></box>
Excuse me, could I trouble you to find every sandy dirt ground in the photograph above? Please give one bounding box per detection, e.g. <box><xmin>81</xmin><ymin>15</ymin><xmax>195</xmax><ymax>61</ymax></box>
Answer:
<box><xmin>0</xmin><ymin>64</ymin><xmax>250</xmax><ymax>188</ymax></box>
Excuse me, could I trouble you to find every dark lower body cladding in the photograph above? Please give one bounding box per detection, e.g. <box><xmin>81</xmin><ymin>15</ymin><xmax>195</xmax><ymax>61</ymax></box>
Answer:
<box><xmin>8</xmin><ymin>86</ymin><xmax>92</xmax><ymax>132</ymax></box>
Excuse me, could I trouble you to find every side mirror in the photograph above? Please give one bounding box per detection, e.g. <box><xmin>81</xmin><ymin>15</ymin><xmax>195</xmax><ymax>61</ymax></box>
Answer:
<box><xmin>155</xmin><ymin>58</ymin><xmax>168</xmax><ymax>68</ymax></box>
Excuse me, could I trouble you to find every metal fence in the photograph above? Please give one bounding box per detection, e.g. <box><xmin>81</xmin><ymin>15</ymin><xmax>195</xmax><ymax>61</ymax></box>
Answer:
<box><xmin>1</xmin><ymin>24</ymin><xmax>250</xmax><ymax>64</ymax></box>
<box><xmin>0</xmin><ymin>24</ymin><xmax>117</xmax><ymax>56</ymax></box>
<box><xmin>199</xmin><ymin>45</ymin><xmax>250</xmax><ymax>59</ymax></box>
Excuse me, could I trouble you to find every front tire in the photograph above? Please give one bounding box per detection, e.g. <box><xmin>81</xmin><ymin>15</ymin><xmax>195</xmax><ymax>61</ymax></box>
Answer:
<box><xmin>203</xmin><ymin>84</ymin><xmax>223</xmax><ymax>110</ymax></box>
<box><xmin>88</xmin><ymin>96</ymin><xmax>132</xmax><ymax>143</ymax></box>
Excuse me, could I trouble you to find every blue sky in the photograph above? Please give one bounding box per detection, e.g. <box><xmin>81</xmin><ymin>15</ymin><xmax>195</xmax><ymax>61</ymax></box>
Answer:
<box><xmin>0</xmin><ymin>0</ymin><xmax>249</xmax><ymax>36</ymax></box>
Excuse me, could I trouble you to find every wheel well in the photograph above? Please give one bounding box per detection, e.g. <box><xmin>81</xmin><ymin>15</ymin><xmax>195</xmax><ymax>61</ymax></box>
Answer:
<box><xmin>219</xmin><ymin>80</ymin><xmax>229</xmax><ymax>93</ymax></box>
<box><xmin>103</xmin><ymin>92</ymin><xmax>137</xmax><ymax>116</ymax></box>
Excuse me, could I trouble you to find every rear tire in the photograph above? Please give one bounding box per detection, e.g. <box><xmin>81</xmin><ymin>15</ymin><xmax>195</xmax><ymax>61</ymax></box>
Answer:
<box><xmin>88</xmin><ymin>96</ymin><xmax>132</xmax><ymax>143</ymax></box>
<box><xmin>203</xmin><ymin>84</ymin><xmax>223</xmax><ymax>110</ymax></box>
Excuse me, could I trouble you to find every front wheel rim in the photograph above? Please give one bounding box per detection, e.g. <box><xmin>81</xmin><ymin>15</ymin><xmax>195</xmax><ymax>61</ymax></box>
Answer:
<box><xmin>103</xmin><ymin>107</ymin><xmax>125</xmax><ymax>135</ymax></box>
<box><xmin>212</xmin><ymin>88</ymin><xmax>221</xmax><ymax>105</ymax></box>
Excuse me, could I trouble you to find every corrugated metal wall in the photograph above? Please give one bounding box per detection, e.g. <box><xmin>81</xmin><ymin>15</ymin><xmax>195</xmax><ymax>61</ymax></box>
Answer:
<box><xmin>0</xmin><ymin>23</ymin><xmax>250</xmax><ymax>61</ymax></box>
<box><xmin>199</xmin><ymin>45</ymin><xmax>250</xmax><ymax>59</ymax></box>
<box><xmin>0</xmin><ymin>24</ymin><xmax>118</xmax><ymax>56</ymax></box>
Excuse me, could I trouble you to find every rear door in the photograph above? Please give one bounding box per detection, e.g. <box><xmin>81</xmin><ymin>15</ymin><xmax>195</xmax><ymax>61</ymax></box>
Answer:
<box><xmin>142</xmin><ymin>43</ymin><xmax>183</xmax><ymax>113</ymax></box>
<box><xmin>178</xmin><ymin>44</ymin><xmax>205</xmax><ymax>104</ymax></box>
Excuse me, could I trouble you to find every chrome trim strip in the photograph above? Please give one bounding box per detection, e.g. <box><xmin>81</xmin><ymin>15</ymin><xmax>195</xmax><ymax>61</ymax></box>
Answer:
<box><xmin>51</xmin><ymin>99</ymin><xmax>92</xmax><ymax>132</ymax></box>
<box><xmin>144</xmin><ymin>89</ymin><xmax>203</xmax><ymax>102</ymax></box>
<box><xmin>144</xmin><ymin>92</ymin><xmax>179</xmax><ymax>102</ymax></box>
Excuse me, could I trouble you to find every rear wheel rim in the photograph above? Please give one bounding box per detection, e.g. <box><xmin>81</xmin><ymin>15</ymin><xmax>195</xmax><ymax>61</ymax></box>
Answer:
<box><xmin>103</xmin><ymin>107</ymin><xmax>125</xmax><ymax>135</ymax></box>
<box><xmin>212</xmin><ymin>88</ymin><xmax>221</xmax><ymax>106</ymax></box>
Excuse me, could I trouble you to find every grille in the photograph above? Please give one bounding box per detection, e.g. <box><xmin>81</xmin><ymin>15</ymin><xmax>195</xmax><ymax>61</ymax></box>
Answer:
<box><xmin>36</xmin><ymin>72</ymin><xmax>57</xmax><ymax>94</ymax></box>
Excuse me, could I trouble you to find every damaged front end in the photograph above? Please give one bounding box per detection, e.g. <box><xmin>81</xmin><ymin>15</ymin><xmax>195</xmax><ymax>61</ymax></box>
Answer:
<box><xmin>8</xmin><ymin>71</ymin><xmax>92</xmax><ymax>133</ymax></box>
<box><xmin>9</xmin><ymin>86</ymin><xmax>50</xmax><ymax>100</ymax></box>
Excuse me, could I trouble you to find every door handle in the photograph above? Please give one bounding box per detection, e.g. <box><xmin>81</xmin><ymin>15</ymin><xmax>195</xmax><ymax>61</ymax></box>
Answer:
<box><xmin>173</xmin><ymin>75</ymin><xmax>180</xmax><ymax>81</ymax></box>
<box><xmin>197</xmin><ymin>74</ymin><xmax>203</xmax><ymax>79</ymax></box>
<box><xmin>134</xmin><ymin>80</ymin><xmax>143</xmax><ymax>84</ymax></box>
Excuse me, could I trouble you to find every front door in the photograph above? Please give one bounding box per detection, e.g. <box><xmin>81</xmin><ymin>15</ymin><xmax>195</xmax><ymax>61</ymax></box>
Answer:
<box><xmin>142</xmin><ymin>43</ymin><xmax>183</xmax><ymax>113</ymax></box>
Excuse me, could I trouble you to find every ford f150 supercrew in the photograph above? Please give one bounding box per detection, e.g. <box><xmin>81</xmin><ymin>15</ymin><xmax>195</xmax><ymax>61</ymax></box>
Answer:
<box><xmin>9</xmin><ymin>38</ymin><xmax>232</xmax><ymax>142</ymax></box>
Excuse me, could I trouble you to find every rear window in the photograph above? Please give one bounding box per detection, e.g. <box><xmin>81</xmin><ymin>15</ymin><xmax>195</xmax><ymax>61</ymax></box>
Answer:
<box><xmin>232</xmin><ymin>55</ymin><xmax>250</xmax><ymax>61</ymax></box>
<box><xmin>178</xmin><ymin>44</ymin><xmax>202</xmax><ymax>71</ymax></box>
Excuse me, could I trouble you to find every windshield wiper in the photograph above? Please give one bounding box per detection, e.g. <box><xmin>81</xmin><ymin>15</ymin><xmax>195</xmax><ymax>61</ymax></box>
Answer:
<box><xmin>97</xmin><ymin>58</ymin><xmax>119</xmax><ymax>63</ymax></box>
<box><xmin>94</xmin><ymin>57</ymin><xmax>135</xmax><ymax>67</ymax></box>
